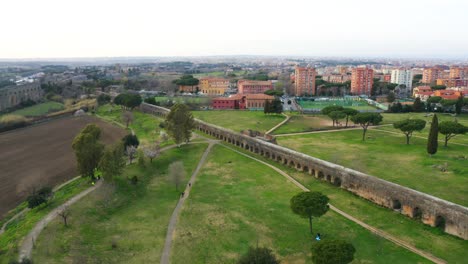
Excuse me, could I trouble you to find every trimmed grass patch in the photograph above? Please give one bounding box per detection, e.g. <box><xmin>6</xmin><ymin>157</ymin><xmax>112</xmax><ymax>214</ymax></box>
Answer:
<box><xmin>8</xmin><ymin>101</ymin><xmax>64</xmax><ymax>117</ymax></box>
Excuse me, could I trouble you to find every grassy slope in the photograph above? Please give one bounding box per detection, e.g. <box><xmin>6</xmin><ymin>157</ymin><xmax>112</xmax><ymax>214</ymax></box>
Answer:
<box><xmin>8</xmin><ymin>102</ymin><xmax>64</xmax><ymax>117</ymax></box>
<box><xmin>0</xmin><ymin>178</ymin><xmax>90</xmax><ymax>264</ymax></box>
<box><xmin>171</xmin><ymin>146</ymin><xmax>428</xmax><ymax>264</ymax></box>
<box><xmin>192</xmin><ymin>110</ymin><xmax>285</xmax><ymax>133</ymax></box>
<box><xmin>273</xmin><ymin>115</ymin><xmax>334</xmax><ymax>134</ymax></box>
<box><xmin>277</xmin><ymin>129</ymin><xmax>467</xmax><ymax>206</ymax></box>
<box><xmin>220</xmin><ymin>142</ymin><xmax>468</xmax><ymax>263</ymax></box>
<box><xmin>31</xmin><ymin>144</ymin><xmax>207</xmax><ymax>263</ymax></box>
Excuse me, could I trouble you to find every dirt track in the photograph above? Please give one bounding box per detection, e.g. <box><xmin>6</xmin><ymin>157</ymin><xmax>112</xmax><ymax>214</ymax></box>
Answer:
<box><xmin>0</xmin><ymin>116</ymin><xmax>126</xmax><ymax>218</ymax></box>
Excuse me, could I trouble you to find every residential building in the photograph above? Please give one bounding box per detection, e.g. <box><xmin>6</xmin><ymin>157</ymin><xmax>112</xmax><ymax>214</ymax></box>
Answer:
<box><xmin>449</xmin><ymin>66</ymin><xmax>468</xmax><ymax>79</ymax></box>
<box><xmin>413</xmin><ymin>86</ymin><xmax>432</xmax><ymax>101</ymax></box>
<box><xmin>422</xmin><ymin>67</ymin><xmax>443</xmax><ymax>84</ymax></box>
<box><xmin>294</xmin><ymin>66</ymin><xmax>316</xmax><ymax>96</ymax></box>
<box><xmin>391</xmin><ymin>69</ymin><xmax>413</xmax><ymax>90</ymax></box>
<box><xmin>351</xmin><ymin>67</ymin><xmax>374</xmax><ymax>95</ymax></box>
<box><xmin>178</xmin><ymin>85</ymin><xmax>199</xmax><ymax>93</ymax></box>
<box><xmin>199</xmin><ymin>77</ymin><xmax>229</xmax><ymax>96</ymax></box>
<box><xmin>433</xmin><ymin>90</ymin><xmax>465</xmax><ymax>100</ymax></box>
<box><xmin>436</xmin><ymin>78</ymin><xmax>468</xmax><ymax>88</ymax></box>
<box><xmin>237</xmin><ymin>80</ymin><xmax>273</xmax><ymax>94</ymax></box>
<box><xmin>322</xmin><ymin>74</ymin><xmax>351</xmax><ymax>83</ymax></box>
<box><xmin>212</xmin><ymin>94</ymin><xmax>274</xmax><ymax>110</ymax></box>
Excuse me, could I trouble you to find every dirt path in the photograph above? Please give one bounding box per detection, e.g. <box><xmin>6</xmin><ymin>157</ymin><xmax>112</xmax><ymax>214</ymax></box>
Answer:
<box><xmin>274</xmin><ymin>124</ymin><xmax>393</xmax><ymax>137</ymax></box>
<box><xmin>219</xmin><ymin>143</ymin><xmax>447</xmax><ymax>264</ymax></box>
<box><xmin>160</xmin><ymin>141</ymin><xmax>216</xmax><ymax>264</ymax></box>
<box><xmin>265</xmin><ymin>113</ymin><xmax>290</xmax><ymax>135</ymax></box>
<box><xmin>18</xmin><ymin>180</ymin><xmax>103</xmax><ymax>261</ymax></box>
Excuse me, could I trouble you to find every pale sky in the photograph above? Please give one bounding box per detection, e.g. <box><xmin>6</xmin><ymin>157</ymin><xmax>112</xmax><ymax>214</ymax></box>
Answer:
<box><xmin>1</xmin><ymin>0</ymin><xmax>467</xmax><ymax>59</ymax></box>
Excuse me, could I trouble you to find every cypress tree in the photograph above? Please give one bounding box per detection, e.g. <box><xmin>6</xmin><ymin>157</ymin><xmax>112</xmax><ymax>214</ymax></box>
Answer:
<box><xmin>427</xmin><ymin>114</ymin><xmax>438</xmax><ymax>156</ymax></box>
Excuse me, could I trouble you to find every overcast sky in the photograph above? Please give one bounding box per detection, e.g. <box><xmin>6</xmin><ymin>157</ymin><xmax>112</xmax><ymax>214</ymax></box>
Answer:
<box><xmin>1</xmin><ymin>0</ymin><xmax>467</xmax><ymax>59</ymax></box>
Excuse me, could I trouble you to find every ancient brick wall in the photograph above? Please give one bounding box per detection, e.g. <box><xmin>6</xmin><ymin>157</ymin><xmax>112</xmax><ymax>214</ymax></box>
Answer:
<box><xmin>140</xmin><ymin>103</ymin><xmax>468</xmax><ymax>240</ymax></box>
<box><xmin>0</xmin><ymin>82</ymin><xmax>42</xmax><ymax>111</ymax></box>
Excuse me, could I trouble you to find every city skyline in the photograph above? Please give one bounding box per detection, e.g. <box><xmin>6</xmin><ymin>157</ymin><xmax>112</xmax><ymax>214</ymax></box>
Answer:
<box><xmin>1</xmin><ymin>0</ymin><xmax>468</xmax><ymax>59</ymax></box>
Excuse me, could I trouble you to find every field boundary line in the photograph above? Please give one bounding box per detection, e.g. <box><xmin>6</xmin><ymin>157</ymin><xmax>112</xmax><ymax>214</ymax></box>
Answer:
<box><xmin>219</xmin><ymin>143</ymin><xmax>447</xmax><ymax>264</ymax></box>
<box><xmin>160</xmin><ymin>141</ymin><xmax>216</xmax><ymax>264</ymax></box>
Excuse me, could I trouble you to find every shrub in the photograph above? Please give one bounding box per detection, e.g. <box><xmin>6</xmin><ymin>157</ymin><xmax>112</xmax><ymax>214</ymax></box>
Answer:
<box><xmin>311</xmin><ymin>240</ymin><xmax>355</xmax><ymax>264</ymax></box>
<box><xmin>27</xmin><ymin>186</ymin><xmax>53</xmax><ymax>208</ymax></box>
<box><xmin>0</xmin><ymin>115</ymin><xmax>30</xmax><ymax>132</ymax></box>
<box><xmin>238</xmin><ymin>246</ymin><xmax>280</xmax><ymax>264</ymax></box>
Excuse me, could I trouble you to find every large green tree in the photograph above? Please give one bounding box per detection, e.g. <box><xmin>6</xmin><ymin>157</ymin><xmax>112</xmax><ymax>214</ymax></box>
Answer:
<box><xmin>427</xmin><ymin>114</ymin><xmax>438</xmax><ymax>156</ymax></box>
<box><xmin>328</xmin><ymin>111</ymin><xmax>346</xmax><ymax>127</ymax></box>
<box><xmin>439</xmin><ymin>121</ymin><xmax>467</xmax><ymax>147</ymax></box>
<box><xmin>413</xmin><ymin>97</ymin><xmax>424</xmax><ymax>112</ymax></box>
<box><xmin>238</xmin><ymin>246</ymin><xmax>280</xmax><ymax>264</ymax></box>
<box><xmin>311</xmin><ymin>240</ymin><xmax>355</xmax><ymax>264</ymax></box>
<box><xmin>72</xmin><ymin>124</ymin><xmax>104</xmax><ymax>179</ymax></box>
<box><xmin>321</xmin><ymin>105</ymin><xmax>344</xmax><ymax>115</ymax></box>
<box><xmin>290</xmin><ymin>192</ymin><xmax>329</xmax><ymax>234</ymax></box>
<box><xmin>341</xmin><ymin>108</ymin><xmax>358</xmax><ymax>127</ymax></box>
<box><xmin>99</xmin><ymin>143</ymin><xmax>126</xmax><ymax>182</ymax></box>
<box><xmin>113</xmin><ymin>93</ymin><xmax>142</xmax><ymax>109</ymax></box>
<box><xmin>165</xmin><ymin>103</ymin><xmax>195</xmax><ymax>145</ymax></box>
<box><xmin>393</xmin><ymin>119</ymin><xmax>426</xmax><ymax>145</ymax></box>
<box><xmin>350</xmin><ymin>113</ymin><xmax>383</xmax><ymax>141</ymax></box>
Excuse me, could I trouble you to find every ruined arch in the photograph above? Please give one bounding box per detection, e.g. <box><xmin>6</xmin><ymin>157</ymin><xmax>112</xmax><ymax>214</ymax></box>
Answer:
<box><xmin>435</xmin><ymin>215</ymin><xmax>445</xmax><ymax>230</ymax></box>
<box><xmin>317</xmin><ymin>171</ymin><xmax>324</xmax><ymax>179</ymax></box>
<box><xmin>412</xmin><ymin>207</ymin><xmax>422</xmax><ymax>220</ymax></box>
<box><xmin>392</xmin><ymin>199</ymin><xmax>401</xmax><ymax>210</ymax></box>
<box><xmin>333</xmin><ymin>177</ymin><xmax>342</xmax><ymax>187</ymax></box>
<box><xmin>326</xmin><ymin>175</ymin><xmax>332</xmax><ymax>182</ymax></box>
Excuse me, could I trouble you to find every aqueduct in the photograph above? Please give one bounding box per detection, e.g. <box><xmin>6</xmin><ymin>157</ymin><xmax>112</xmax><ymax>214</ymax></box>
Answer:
<box><xmin>141</xmin><ymin>103</ymin><xmax>468</xmax><ymax>240</ymax></box>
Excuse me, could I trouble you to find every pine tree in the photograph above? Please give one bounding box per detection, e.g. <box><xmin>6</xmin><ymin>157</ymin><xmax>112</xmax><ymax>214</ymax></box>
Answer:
<box><xmin>427</xmin><ymin>114</ymin><xmax>438</xmax><ymax>156</ymax></box>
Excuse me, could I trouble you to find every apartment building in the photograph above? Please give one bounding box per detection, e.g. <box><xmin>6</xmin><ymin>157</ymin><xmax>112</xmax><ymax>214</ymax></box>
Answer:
<box><xmin>351</xmin><ymin>67</ymin><xmax>374</xmax><ymax>95</ymax></box>
<box><xmin>391</xmin><ymin>69</ymin><xmax>413</xmax><ymax>90</ymax></box>
<box><xmin>294</xmin><ymin>66</ymin><xmax>316</xmax><ymax>96</ymax></box>
<box><xmin>422</xmin><ymin>67</ymin><xmax>443</xmax><ymax>84</ymax></box>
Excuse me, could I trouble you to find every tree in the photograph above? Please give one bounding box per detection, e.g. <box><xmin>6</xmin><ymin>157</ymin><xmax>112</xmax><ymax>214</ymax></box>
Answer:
<box><xmin>455</xmin><ymin>96</ymin><xmax>464</xmax><ymax>115</ymax></box>
<box><xmin>144</xmin><ymin>143</ymin><xmax>160</xmax><ymax>163</ymax></box>
<box><xmin>431</xmin><ymin>85</ymin><xmax>446</xmax><ymax>90</ymax></box>
<box><xmin>427</xmin><ymin>114</ymin><xmax>438</xmax><ymax>156</ymax></box>
<box><xmin>341</xmin><ymin>108</ymin><xmax>358</xmax><ymax>127</ymax></box>
<box><xmin>168</xmin><ymin>161</ymin><xmax>186</xmax><ymax>191</ymax></box>
<box><xmin>264</xmin><ymin>100</ymin><xmax>272</xmax><ymax>114</ymax></box>
<box><xmin>165</xmin><ymin>104</ymin><xmax>195</xmax><ymax>145</ymax></box>
<box><xmin>238</xmin><ymin>246</ymin><xmax>280</xmax><ymax>264</ymax></box>
<box><xmin>72</xmin><ymin>124</ymin><xmax>104</xmax><ymax>179</ymax></box>
<box><xmin>97</xmin><ymin>94</ymin><xmax>111</xmax><ymax>105</ymax></box>
<box><xmin>126</xmin><ymin>145</ymin><xmax>137</xmax><ymax>163</ymax></box>
<box><xmin>58</xmin><ymin>206</ymin><xmax>71</xmax><ymax>227</ymax></box>
<box><xmin>290</xmin><ymin>192</ymin><xmax>329</xmax><ymax>234</ymax></box>
<box><xmin>439</xmin><ymin>121</ymin><xmax>467</xmax><ymax>147</ymax></box>
<box><xmin>427</xmin><ymin>96</ymin><xmax>442</xmax><ymax>104</ymax></box>
<box><xmin>327</xmin><ymin>111</ymin><xmax>346</xmax><ymax>127</ymax></box>
<box><xmin>122</xmin><ymin>134</ymin><xmax>139</xmax><ymax>148</ymax></box>
<box><xmin>321</xmin><ymin>105</ymin><xmax>344</xmax><ymax>115</ymax></box>
<box><xmin>393</xmin><ymin>119</ymin><xmax>426</xmax><ymax>144</ymax></box>
<box><xmin>26</xmin><ymin>186</ymin><xmax>53</xmax><ymax>208</ymax></box>
<box><xmin>113</xmin><ymin>93</ymin><xmax>142</xmax><ymax>109</ymax></box>
<box><xmin>121</xmin><ymin>111</ymin><xmax>134</xmax><ymax>128</ymax></box>
<box><xmin>311</xmin><ymin>240</ymin><xmax>355</xmax><ymax>264</ymax></box>
<box><xmin>272</xmin><ymin>98</ymin><xmax>283</xmax><ymax>114</ymax></box>
<box><xmin>350</xmin><ymin>113</ymin><xmax>383</xmax><ymax>141</ymax></box>
<box><xmin>413</xmin><ymin>97</ymin><xmax>424</xmax><ymax>112</ymax></box>
<box><xmin>99</xmin><ymin>143</ymin><xmax>126</xmax><ymax>182</ymax></box>
<box><xmin>387</xmin><ymin>92</ymin><xmax>396</xmax><ymax>103</ymax></box>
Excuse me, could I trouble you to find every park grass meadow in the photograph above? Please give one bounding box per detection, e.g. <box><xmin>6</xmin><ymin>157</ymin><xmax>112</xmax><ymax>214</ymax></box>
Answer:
<box><xmin>276</xmin><ymin>129</ymin><xmax>468</xmax><ymax>206</ymax></box>
<box><xmin>192</xmin><ymin>110</ymin><xmax>285</xmax><ymax>133</ymax></box>
<box><xmin>31</xmin><ymin>143</ymin><xmax>207</xmax><ymax>263</ymax></box>
<box><xmin>5</xmin><ymin>101</ymin><xmax>64</xmax><ymax>117</ymax></box>
<box><xmin>273</xmin><ymin>115</ymin><xmax>334</xmax><ymax>134</ymax></box>
<box><xmin>171</xmin><ymin>145</ymin><xmax>428</xmax><ymax>264</ymax></box>
<box><xmin>0</xmin><ymin>178</ymin><xmax>91</xmax><ymax>264</ymax></box>
<box><xmin>220</xmin><ymin>142</ymin><xmax>468</xmax><ymax>263</ymax></box>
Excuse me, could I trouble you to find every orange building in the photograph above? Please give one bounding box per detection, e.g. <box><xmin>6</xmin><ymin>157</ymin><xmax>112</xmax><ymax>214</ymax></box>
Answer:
<box><xmin>449</xmin><ymin>66</ymin><xmax>468</xmax><ymax>79</ymax></box>
<box><xmin>294</xmin><ymin>66</ymin><xmax>316</xmax><ymax>96</ymax></box>
<box><xmin>178</xmin><ymin>85</ymin><xmax>199</xmax><ymax>93</ymax></box>
<box><xmin>422</xmin><ymin>67</ymin><xmax>443</xmax><ymax>84</ymax></box>
<box><xmin>432</xmin><ymin>90</ymin><xmax>465</xmax><ymax>100</ymax></box>
<box><xmin>351</xmin><ymin>67</ymin><xmax>374</xmax><ymax>95</ymax></box>
<box><xmin>212</xmin><ymin>94</ymin><xmax>274</xmax><ymax>110</ymax></box>
<box><xmin>436</xmin><ymin>78</ymin><xmax>468</xmax><ymax>88</ymax></box>
<box><xmin>199</xmin><ymin>77</ymin><xmax>229</xmax><ymax>95</ymax></box>
<box><xmin>237</xmin><ymin>80</ymin><xmax>273</xmax><ymax>94</ymax></box>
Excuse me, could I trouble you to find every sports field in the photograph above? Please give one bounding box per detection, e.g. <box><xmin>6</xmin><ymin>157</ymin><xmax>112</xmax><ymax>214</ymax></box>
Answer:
<box><xmin>298</xmin><ymin>98</ymin><xmax>377</xmax><ymax>111</ymax></box>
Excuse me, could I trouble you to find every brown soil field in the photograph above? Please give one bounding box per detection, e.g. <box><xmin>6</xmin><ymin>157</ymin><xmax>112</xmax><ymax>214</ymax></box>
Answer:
<box><xmin>0</xmin><ymin>115</ymin><xmax>126</xmax><ymax>218</ymax></box>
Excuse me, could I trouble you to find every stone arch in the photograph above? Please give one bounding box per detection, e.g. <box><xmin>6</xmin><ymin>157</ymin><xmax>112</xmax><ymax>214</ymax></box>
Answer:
<box><xmin>303</xmin><ymin>166</ymin><xmax>309</xmax><ymax>174</ymax></box>
<box><xmin>435</xmin><ymin>215</ymin><xmax>445</xmax><ymax>230</ymax></box>
<box><xmin>333</xmin><ymin>177</ymin><xmax>342</xmax><ymax>187</ymax></box>
<box><xmin>245</xmin><ymin>144</ymin><xmax>250</xmax><ymax>150</ymax></box>
<box><xmin>412</xmin><ymin>207</ymin><xmax>422</xmax><ymax>220</ymax></box>
<box><xmin>311</xmin><ymin>169</ymin><xmax>316</xmax><ymax>176</ymax></box>
<box><xmin>289</xmin><ymin>160</ymin><xmax>295</xmax><ymax>167</ymax></box>
<box><xmin>318</xmin><ymin>171</ymin><xmax>324</xmax><ymax>179</ymax></box>
<box><xmin>392</xmin><ymin>199</ymin><xmax>402</xmax><ymax>210</ymax></box>
<box><xmin>296</xmin><ymin>163</ymin><xmax>302</xmax><ymax>170</ymax></box>
<box><xmin>326</xmin><ymin>175</ymin><xmax>332</xmax><ymax>182</ymax></box>
<box><xmin>283</xmin><ymin>158</ymin><xmax>288</xmax><ymax>165</ymax></box>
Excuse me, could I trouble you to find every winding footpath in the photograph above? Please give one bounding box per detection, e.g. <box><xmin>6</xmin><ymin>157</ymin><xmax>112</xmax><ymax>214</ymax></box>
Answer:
<box><xmin>160</xmin><ymin>141</ymin><xmax>216</xmax><ymax>264</ymax></box>
<box><xmin>265</xmin><ymin>113</ymin><xmax>290</xmax><ymax>135</ymax></box>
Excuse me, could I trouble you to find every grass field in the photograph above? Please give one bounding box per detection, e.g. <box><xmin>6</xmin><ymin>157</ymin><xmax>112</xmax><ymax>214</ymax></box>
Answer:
<box><xmin>192</xmin><ymin>110</ymin><xmax>285</xmax><ymax>133</ymax></box>
<box><xmin>96</xmin><ymin>104</ymin><xmax>169</xmax><ymax>145</ymax></box>
<box><xmin>276</xmin><ymin>129</ymin><xmax>468</xmax><ymax>206</ymax></box>
<box><xmin>7</xmin><ymin>101</ymin><xmax>64</xmax><ymax>117</ymax></box>
<box><xmin>222</xmin><ymin>143</ymin><xmax>468</xmax><ymax>263</ymax></box>
<box><xmin>171</xmin><ymin>146</ymin><xmax>428</xmax><ymax>263</ymax></box>
<box><xmin>0</xmin><ymin>178</ymin><xmax>91</xmax><ymax>264</ymax></box>
<box><xmin>273</xmin><ymin>115</ymin><xmax>334</xmax><ymax>134</ymax></box>
<box><xmin>31</xmin><ymin>144</ymin><xmax>208</xmax><ymax>263</ymax></box>
<box><xmin>298</xmin><ymin>99</ymin><xmax>377</xmax><ymax>111</ymax></box>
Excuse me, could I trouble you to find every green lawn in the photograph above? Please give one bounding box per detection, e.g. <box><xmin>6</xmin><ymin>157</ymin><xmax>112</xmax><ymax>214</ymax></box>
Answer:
<box><xmin>0</xmin><ymin>178</ymin><xmax>91</xmax><ymax>264</ymax></box>
<box><xmin>276</xmin><ymin>129</ymin><xmax>468</xmax><ymax>206</ymax></box>
<box><xmin>192</xmin><ymin>110</ymin><xmax>285</xmax><ymax>133</ymax></box>
<box><xmin>273</xmin><ymin>115</ymin><xmax>334</xmax><ymax>134</ymax></box>
<box><xmin>8</xmin><ymin>102</ymin><xmax>64</xmax><ymax>117</ymax></box>
<box><xmin>298</xmin><ymin>99</ymin><xmax>377</xmax><ymax>111</ymax></box>
<box><xmin>171</xmin><ymin>146</ymin><xmax>428</xmax><ymax>263</ymax></box>
<box><xmin>221</xmin><ymin>142</ymin><xmax>468</xmax><ymax>263</ymax></box>
<box><xmin>96</xmin><ymin>104</ymin><xmax>169</xmax><ymax>145</ymax></box>
<box><xmin>31</xmin><ymin>144</ymin><xmax>208</xmax><ymax>263</ymax></box>
<box><xmin>154</xmin><ymin>96</ymin><xmax>211</xmax><ymax>105</ymax></box>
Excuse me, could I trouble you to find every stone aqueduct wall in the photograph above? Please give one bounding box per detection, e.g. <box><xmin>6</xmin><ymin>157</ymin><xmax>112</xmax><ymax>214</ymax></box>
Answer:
<box><xmin>140</xmin><ymin>103</ymin><xmax>468</xmax><ymax>240</ymax></box>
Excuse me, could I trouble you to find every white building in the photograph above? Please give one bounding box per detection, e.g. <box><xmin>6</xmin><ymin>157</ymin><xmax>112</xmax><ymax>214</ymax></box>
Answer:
<box><xmin>391</xmin><ymin>69</ymin><xmax>413</xmax><ymax>90</ymax></box>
